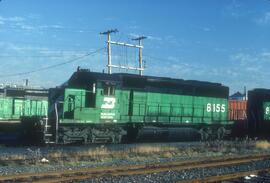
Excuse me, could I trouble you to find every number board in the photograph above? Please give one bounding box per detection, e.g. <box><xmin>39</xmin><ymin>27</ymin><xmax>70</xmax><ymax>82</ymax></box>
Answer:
<box><xmin>206</xmin><ymin>103</ymin><xmax>226</xmax><ymax>113</ymax></box>
<box><xmin>263</xmin><ymin>102</ymin><xmax>270</xmax><ymax>120</ymax></box>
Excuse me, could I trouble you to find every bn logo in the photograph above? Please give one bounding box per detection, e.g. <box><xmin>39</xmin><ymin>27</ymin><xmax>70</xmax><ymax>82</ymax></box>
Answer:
<box><xmin>101</xmin><ymin>97</ymin><xmax>116</xmax><ymax>109</ymax></box>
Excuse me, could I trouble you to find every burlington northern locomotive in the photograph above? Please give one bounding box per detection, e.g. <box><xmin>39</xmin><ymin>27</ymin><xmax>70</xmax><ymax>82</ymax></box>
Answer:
<box><xmin>25</xmin><ymin>68</ymin><xmax>232</xmax><ymax>144</ymax></box>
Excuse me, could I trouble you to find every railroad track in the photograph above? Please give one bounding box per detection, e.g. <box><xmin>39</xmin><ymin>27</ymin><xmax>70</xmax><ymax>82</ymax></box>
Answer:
<box><xmin>178</xmin><ymin>168</ymin><xmax>270</xmax><ymax>183</ymax></box>
<box><xmin>1</xmin><ymin>154</ymin><xmax>270</xmax><ymax>183</ymax></box>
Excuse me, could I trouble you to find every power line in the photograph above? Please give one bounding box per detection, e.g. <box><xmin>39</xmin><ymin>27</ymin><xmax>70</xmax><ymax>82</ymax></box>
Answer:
<box><xmin>0</xmin><ymin>47</ymin><xmax>105</xmax><ymax>78</ymax></box>
<box><xmin>1</xmin><ymin>24</ymin><xmax>99</xmax><ymax>34</ymax></box>
<box><xmin>0</xmin><ymin>40</ymin><xmax>98</xmax><ymax>51</ymax></box>
<box><xmin>0</xmin><ymin>53</ymin><xmax>92</xmax><ymax>58</ymax></box>
<box><xmin>0</xmin><ymin>55</ymin><xmax>68</xmax><ymax>58</ymax></box>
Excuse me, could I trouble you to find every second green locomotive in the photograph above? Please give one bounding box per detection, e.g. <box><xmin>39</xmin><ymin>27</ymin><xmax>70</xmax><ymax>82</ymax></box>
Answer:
<box><xmin>0</xmin><ymin>86</ymin><xmax>48</xmax><ymax>142</ymax></box>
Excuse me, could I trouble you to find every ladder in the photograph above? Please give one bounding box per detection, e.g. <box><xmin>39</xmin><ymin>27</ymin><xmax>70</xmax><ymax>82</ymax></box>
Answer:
<box><xmin>43</xmin><ymin>117</ymin><xmax>56</xmax><ymax>144</ymax></box>
<box><xmin>44</xmin><ymin>102</ymin><xmax>60</xmax><ymax>144</ymax></box>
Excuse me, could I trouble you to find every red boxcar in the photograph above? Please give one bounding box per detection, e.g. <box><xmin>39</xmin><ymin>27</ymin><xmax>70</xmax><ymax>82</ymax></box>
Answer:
<box><xmin>229</xmin><ymin>100</ymin><xmax>247</xmax><ymax>121</ymax></box>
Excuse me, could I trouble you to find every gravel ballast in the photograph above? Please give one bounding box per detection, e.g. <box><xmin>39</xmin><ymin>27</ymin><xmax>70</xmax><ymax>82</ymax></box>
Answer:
<box><xmin>76</xmin><ymin>160</ymin><xmax>270</xmax><ymax>183</ymax></box>
<box><xmin>0</xmin><ymin>140</ymin><xmax>269</xmax><ymax>182</ymax></box>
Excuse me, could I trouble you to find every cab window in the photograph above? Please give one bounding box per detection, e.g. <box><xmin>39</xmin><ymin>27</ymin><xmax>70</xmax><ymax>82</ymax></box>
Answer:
<box><xmin>104</xmin><ymin>85</ymin><xmax>115</xmax><ymax>96</ymax></box>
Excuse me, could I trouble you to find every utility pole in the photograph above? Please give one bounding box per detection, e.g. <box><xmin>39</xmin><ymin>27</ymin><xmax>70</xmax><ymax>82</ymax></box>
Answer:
<box><xmin>100</xmin><ymin>29</ymin><xmax>146</xmax><ymax>75</ymax></box>
<box><xmin>100</xmin><ymin>29</ymin><xmax>118</xmax><ymax>74</ymax></box>
<box><xmin>132</xmin><ymin>36</ymin><xmax>147</xmax><ymax>76</ymax></box>
<box><xmin>24</xmin><ymin>79</ymin><xmax>29</xmax><ymax>87</ymax></box>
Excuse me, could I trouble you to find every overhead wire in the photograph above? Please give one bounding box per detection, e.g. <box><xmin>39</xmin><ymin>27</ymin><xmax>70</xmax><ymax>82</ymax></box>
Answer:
<box><xmin>0</xmin><ymin>31</ymin><xmax>159</xmax><ymax>77</ymax></box>
<box><xmin>1</xmin><ymin>24</ymin><xmax>99</xmax><ymax>34</ymax></box>
<box><xmin>0</xmin><ymin>47</ymin><xmax>105</xmax><ymax>78</ymax></box>
<box><xmin>0</xmin><ymin>55</ymin><xmax>66</xmax><ymax>58</ymax></box>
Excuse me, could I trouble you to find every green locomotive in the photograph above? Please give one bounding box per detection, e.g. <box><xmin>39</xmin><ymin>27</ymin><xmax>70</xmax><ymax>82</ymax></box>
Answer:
<box><xmin>0</xmin><ymin>86</ymin><xmax>48</xmax><ymax>142</ymax></box>
<box><xmin>40</xmin><ymin>68</ymin><xmax>231</xmax><ymax>144</ymax></box>
<box><xmin>248</xmin><ymin>89</ymin><xmax>270</xmax><ymax>137</ymax></box>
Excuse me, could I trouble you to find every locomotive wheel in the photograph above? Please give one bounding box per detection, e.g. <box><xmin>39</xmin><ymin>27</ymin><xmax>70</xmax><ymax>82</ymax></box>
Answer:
<box><xmin>199</xmin><ymin>128</ymin><xmax>209</xmax><ymax>141</ymax></box>
<box><xmin>217</xmin><ymin>127</ymin><xmax>226</xmax><ymax>140</ymax></box>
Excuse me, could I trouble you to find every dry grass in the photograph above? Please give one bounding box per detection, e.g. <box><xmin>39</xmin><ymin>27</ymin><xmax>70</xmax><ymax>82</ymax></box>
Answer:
<box><xmin>0</xmin><ymin>143</ymin><xmax>233</xmax><ymax>165</ymax></box>
<box><xmin>79</xmin><ymin>146</ymin><xmax>110</xmax><ymax>157</ymax></box>
<box><xmin>255</xmin><ymin>140</ymin><xmax>270</xmax><ymax>149</ymax></box>
<box><xmin>43</xmin><ymin>145</ymin><xmax>181</xmax><ymax>163</ymax></box>
<box><xmin>49</xmin><ymin>151</ymin><xmax>63</xmax><ymax>159</ymax></box>
<box><xmin>2</xmin><ymin>140</ymin><xmax>269</xmax><ymax>166</ymax></box>
<box><xmin>129</xmin><ymin>145</ymin><xmax>178</xmax><ymax>155</ymax></box>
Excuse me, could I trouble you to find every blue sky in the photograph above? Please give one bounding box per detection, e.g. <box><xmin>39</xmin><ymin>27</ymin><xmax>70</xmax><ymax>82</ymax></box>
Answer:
<box><xmin>0</xmin><ymin>0</ymin><xmax>270</xmax><ymax>93</ymax></box>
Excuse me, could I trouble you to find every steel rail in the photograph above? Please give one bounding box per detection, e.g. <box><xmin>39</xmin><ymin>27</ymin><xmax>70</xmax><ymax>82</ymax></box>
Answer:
<box><xmin>178</xmin><ymin>168</ymin><xmax>270</xmax><ymax>183</ymax></box>
<box><xmin>1</xmin><ymin>154</ymin><xmax>270</xmax><ymax>183</ymax></box>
